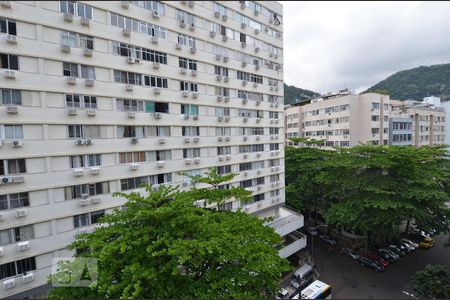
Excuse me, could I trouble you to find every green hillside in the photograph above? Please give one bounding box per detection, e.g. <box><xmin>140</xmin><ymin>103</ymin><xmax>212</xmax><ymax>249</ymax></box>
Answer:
<box><xmin>367</xmin><ymin>63</ymin><xmax>450</xmax><ymax>101</ymax></box>
<box><xmin>284</xmin><ymin>83</ymin><xmax>321</xmax><ymax>105</ymax></box>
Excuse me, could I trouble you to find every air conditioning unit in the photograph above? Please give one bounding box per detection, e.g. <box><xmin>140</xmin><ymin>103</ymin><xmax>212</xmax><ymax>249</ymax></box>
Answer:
<box><xmin>224</xmin><ymin>76</ymin><xmax>230</xmax><ymax>82</ymax></box>
<box><xmin>243</xmin><ymin>136</ymin><xmax>248</xmax><ymax>141</ymax></box>
<box><xmin>87</xmin><ymin>109</ymin><xmax>96</xmax><ymax>116</ymax></box>
<box><xmin>80</xmin><ymin>17</ymin><xmax>90</xmax><ymax>26</ymax></box>
<box><xmin>154</xmin><ymin>112</ymin><xmax>162</xmax><ymax>119</ymax></box>
<box><xmin>74</xmin><ymin>168</ymin><xmax>84</xmax><ymax>176</ymax></box>
<box><xmin>157</xmin><ymin>161</ymin><xmax>165</xmax><ymax>168</ymax></box>
<box><xmin>243</xmin><ymin>153</ymin><xmax>249</xmax><ymax>159</ymax></box>
<box><xmin>184</xmin><ymin>137</ymin><xmax>191</xmax><ymax>143</ymax></box>
<box><xmin>176</xmin><ymin>43</ymin><xmax>182</xmax><ymax>50</ymax></box>
<box><xmin>131</xmin><ymin>137</ymin><xmax>139</xmax><ymax>144</ymax></box>
<box><xmin>242</xmin><ymin>99</ymin><xmax>248</xmax><ymax>104</ymax></box>
<box><xmin>154</xmin><ymin>87</ymin><xmax>161</xmax><ymax>94</ymax></box>
<box><xmin>255</xmin><ymin>29</ymin><xmax>260</xmax><ymax>34</ymax></box>
<box><xmin>192</xmin><ymin>92</ymin><xmax>199</xmax><ymax>98</ymax></box>
<box><xmin>269</xmin><ymin>52</ymin><xmax>274</xmax><ymax>58</ymax></box>
<box><xmin>241</xmin><ymin>42</ymin><xmax>247</xmax><ymax>48</ymax></box>
<box><xmin>3</xmin><ymin>279</ymin><xmax>15</xmax><ymax>289</ymax></box>
<box><xmin>223</xmin><ymin>56</ymin><xmax>229</xmax><ymax>62</ymax></box>
<box><xmin>67</xmin><ymin>76</ymin><xmax>76</xmax><ymax>85</ymax></box>
<box><xmin>23</xmin><ymin>272</ymin><xmax>34</xmax><ymax>283</ymax></box>
<box><xmin>191</xmin><ymin>70</ymin><xmax>197</xmax><ymax>77</ymax></box>
<box><xmin>90</xmin><ymin>167</ymin><xmax>100</xmax><ymax>175</ymax></box>
<box><xmin>6</xmin><ymin>34</ymin><xmax>17</xmax><ymax>44</ymax></box>
<box><xmin>121</xmin><ymin>1</ymin><xmax>130</xmax><ymax>8</ymax></box>
<box><xmin>75</xmin><ymin>139</ymin><xmax>84</xmax><ymax>145</ymax></box>
<box><xmin>151</xmin><ymin>36</ymin><xmax>159</xmax><ymax>44</ymax></box>
<box><xmin>130</xmin><ymin>163</ymin><xmax>139</xmax><ymax>170</ymax></box>
<box><xmin>18</xmin><ymin>241</ymin><xmax>30</xmax><ymax>251</ymax></box>
<box><xmin>6</xmin><ymin>105</ymin><xmax>18</xmax><ymax>114</ymax></box>
<box><xmin>225</xmin><ymin>136</ymin><xmax>230</xmax><ymax>141</ymax></box>
<box><xmin>152</xmin><ymin>10</ymin><xmax>160</xmax><ymax>18</ymax></box>
<box><xmin>182</xmin><ymin>91</ymin><xmax>189</xmax><ymax>97</ymax></box>
<box><xmin>217</xmin><ymin>96</ymin><xmax>223</xmax><ymax>102</ymax></box>
<box><xmin>83</xmin><ymin>48</ymin><xmax>93</xmax><ymax>57</ymax></box>
<box><xmin>152</xmin><ymin>185</ymin><xmax>160</xmax><ymax>192</ymax></box>
<box><xmin>226</xmin><ymin>154</ymin><xmax>232</xmax><ymax>160</ymax></box>
<box><xmin>85</xmin><ymin>139</ymin><xmax>93</xmax><ymax>145</ymax></box>
<box><xmin>67</xmin><ymin>108</ymin><xmax>78</xmax><ymax>116</ymax></box>
<box><xmin>123</xmin><ymin>28</ymin><xmax>131</xmax><ymax>36</ymax></box>
<box><xmin>218</xmin><ymin>155</ymin><xmax>225</xmax><ymax>161</ymax></box>
<box><xmin>189</xmin><ymin>24</ymin><xmax>195</xmax><ymax>31</ymax></box>
<box><xmin>223</xmin><ymin>96</ymin><xmax>229</xmax><ymax>102</ymax></box>
<box><xmin>0</xmin><ymin>215</ymin><xmax>4</xmax><ymax>222</ymax></box>
<box><xmin>179</xmin><ymin>19</ymin><xmax>186</xmax><ymax>28</ymax></box>
<box><xmin>127</xmin><ymin>57</ymin><xmax>135</xmax><ymax>64</ymax></box>
<box><xmin>255</xmin><ymin>64</ymin><xmax>260</xmax><ymax>71</ymax></box>
<box><xmin>64</xmin><ymin>12</ymin><xmax>73</xmax><ymax>22</ymax></box>
<box><xmin>12</xmin><ymin>140</ymin><xmax>22</xmax><ymax>148</ymax></box>
<box><xmin>243</xmin><ymin>171</ymin><xmax>249</xmax><ymax>177</ymax></box>
<box><xmin>15</xmin><ymin>209</ymin><xmax>27</xmax><ymax>218</ymax></box>
<box><xmin>125</xmin><ymin>84</ymin><xmax>133</xmax><ymax>92</ymax></box>
<box><xmin>242</xmin><ymin>61</ymin><xmax>247</xmax><ymax>67</ymax></box>
<box><xmin>4</xmin><ymin>70</ymin><xmax>15</xmax><ymax>79</ymax></box>
<box><xmin>12</xmin><ymin>176</ymin><xmax>24</xmax><ymax>183</ymax></box>
<box><xmin>187</xmin><ymin>1</ymin><xmax>195</xmax><ymax>7</ymax></box>
<box><xmin>241</xmin><ymin>22</ymin><xmax>247</xmax><ymax>29</ymax></box>
<box><xmin>183</xmin><ymin>114</ymin><xmax>190</xmax><ymax>120</ymax></box>
<box><xmin>217</xmin><ymin>116</ymin><xmax>223</xmax><ymax>122</ymax></box>
<box><xmin>242</xmin><ymin>80</ymin><xmax>248</xmax><ymax>86</ymax></box>
<box><xmin>180</xmin><ymin>68</ymin><xmax>187</xmax><ymax>75</ymax></box>
<box><xmin>253</xmin><ymin>82</ymin><xmax>258</xmax><ymax>88</ymax></box>
<box><xmin>215</xmin><ymin>54</ymin><xmax>222</xmax><ymax>61</ymax></box>
<box><xmin>254</xmin><ymin>10</ymin><xmax>260</xmax><ymax>16</ymax></box>
<box><xmin>159</xmin><ymin>138</ymin><xmax>166</xmax><ymax>144</ymax></box>
<box><xmin>243</xmin><ymin>117</ymin><xmax>248</xmax><ymax>123</ymax></box>
<box><xmin>78</xmin><ymin>228</ymin><xmax>89</xmax><ymax>234</ymax></box>
<box><xmin>79</xmin><ymin>198</ymin><xmax>89</xmax><ymax>206</ymax></box>
<box><xmin>182</xmin><ymin>181</ymin><xmax>190</xmax><ymax>186</ymax></box>
<box><xmin>193</xmin><ymin>115</ymin><xmax>199</xmax><ymax>120</ymax></box>
<box><xmin>81</xmin><ymin>193</ymin><xmax>89</xmax><ymax>200</ymax></box>
<box><xmin>193</xmin><ymin>137</ymin><xmax>200</xmax><ymax>143</ymax></box>
<box><xmin>222</xmin><ymin>35</ymin><xmax>228</xmax><ymax>42</ymax></box>
<box><xmin>218</xmin><ymin>136</ymin><xmax>223</xmax><ymax>141</ymax></box>
<box><xmin>256</xmin><ymin>135</ymin><xmax>260</xmax><ymax>140</ymax></box>
<box><xmin>194</xmin><ymin>157</ymin><xmax>201</xmax><ymax>164</ymax></box>
<box><xmin>153</xmin><ymin>62</ymin><xmax>160</xmax><ymax>69</ymax></box>
<box><xmin>185</xmin><ymin>158</ymin><xmax>192</xmax><ymax>165</ymax></box>
<box><xmin>256</xmin><ymin>152</ymin><xmax>262</xmax><ymax>158</ymax></box>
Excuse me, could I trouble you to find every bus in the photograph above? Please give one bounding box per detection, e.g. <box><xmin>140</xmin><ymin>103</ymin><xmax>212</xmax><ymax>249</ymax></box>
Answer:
<box><xmin>300</xmin><ymin>280</ymin><xmax>332</xmax><ymax>299</ymax></box>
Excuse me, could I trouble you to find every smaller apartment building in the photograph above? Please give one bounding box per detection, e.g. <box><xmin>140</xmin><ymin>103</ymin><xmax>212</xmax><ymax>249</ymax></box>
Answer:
<box><xmin>285</xmin><ymin>92</ymin><xmax>445</xmax><ymax>148</ymax></box>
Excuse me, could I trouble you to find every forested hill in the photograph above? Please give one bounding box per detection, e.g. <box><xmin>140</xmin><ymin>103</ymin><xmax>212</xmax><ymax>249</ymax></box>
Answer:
<box><xmin>284</xmin><ymin>83</ymin><xmax>321</xmax><ymax>105</ymax></box>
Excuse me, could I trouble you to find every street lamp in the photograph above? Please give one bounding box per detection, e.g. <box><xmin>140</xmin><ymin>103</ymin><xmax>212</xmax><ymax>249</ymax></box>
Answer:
<box><xmin>309</xmin><ymin>224</ymin><xmax>328</xmax><ymax>257</ymax></box>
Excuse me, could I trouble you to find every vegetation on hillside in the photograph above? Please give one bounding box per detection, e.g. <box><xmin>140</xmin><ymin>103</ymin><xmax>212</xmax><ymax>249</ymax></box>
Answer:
<box><xmin>284</xmin><ymin>83</ymin><xmax>321</xmax><ymax>105</ymax></box>
<box><xmin>367</xmin><ymin>63</ymin><xmax>450</xmax><ymax>101</ymax></box>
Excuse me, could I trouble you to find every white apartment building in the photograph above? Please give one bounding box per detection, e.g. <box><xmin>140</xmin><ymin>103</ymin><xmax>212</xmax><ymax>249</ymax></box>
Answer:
<box><xmin>0</xmin><ymin>1</ymin><xmax>305</xmax><ymax>298</ymax></box>
<box><xmin>285</xmin><ymin>91</ymin><xmax>445</xmax><ymax>148</ymax></box>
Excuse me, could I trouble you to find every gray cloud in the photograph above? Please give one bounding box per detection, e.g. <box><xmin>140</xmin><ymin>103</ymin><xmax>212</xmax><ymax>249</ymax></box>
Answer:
<box><xmin>282</xmin><ymin>1</ymin><xmax>450</xmax><ymax>94</ymax></box>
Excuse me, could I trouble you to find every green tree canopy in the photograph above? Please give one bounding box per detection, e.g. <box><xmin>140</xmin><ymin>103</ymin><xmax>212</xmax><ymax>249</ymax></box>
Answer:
<box><xmin>49</xmin><ymin>171</ymin><xmax>289</xmax><ymax>299</ymax></box>
<box><xmin>411</xmin><ymin>264</ymin><xmax>450</xmax><ymax>299</ymax></box>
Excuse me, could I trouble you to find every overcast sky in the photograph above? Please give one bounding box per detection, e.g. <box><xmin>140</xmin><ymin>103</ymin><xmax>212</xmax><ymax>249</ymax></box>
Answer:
<box><xmin>282</xmin><ymin>1</ymin><xmax>450</xmax><ymax>94</ymax></box>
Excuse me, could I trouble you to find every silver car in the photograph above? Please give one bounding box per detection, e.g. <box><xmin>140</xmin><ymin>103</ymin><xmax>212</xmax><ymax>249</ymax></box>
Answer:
<box><xmin>401</xmin><ymin>238</ymin><xmax>419</xmax><ymax>249</ymax></box>
<box><xmin>342</xmin><ymin>247</ymin><xmax>360</xmax><ymax>260</ymax></box>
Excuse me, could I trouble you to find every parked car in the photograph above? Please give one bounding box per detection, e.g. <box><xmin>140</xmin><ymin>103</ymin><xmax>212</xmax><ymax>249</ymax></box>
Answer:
<box><xmin>359</xmin><ymin>257</ymin><xmax>385</xmax><ymax>272</ymax></box>
<box><xmin>308</xmin><ymin>228</ymin><xmax>318</xmax><ymax>236</ymax></box>
<box><xmin>319</xmin><ymin>234</ymin><xmax>337</xmax><ymax>245</ymax></box>
<box><xmin>276</xmin><ymin>288</ymin><xmax>290</xmax><ymax>299</ymax></box>
<box><xmin>398</xmin><ymin>240</ymin><xmax>415</xmax><ymax>252</ymax></box>
<box><xmin>419</xmin><ymin>236</ymin><xmax>435</xmax><ymax>248</ymax></box>
<box><xmin>388</xmin><ymin>245</ymin><xmax>406</xmax><ymax>257</ymax></box>
<box><xmin>290</xmin><ymin>264</ymin><xmax>313</xmax><ymax>290</ymax></box>
<box><xmin>395</xmin><ymin>242</ymin><xmax>411</xmax><ymax>254</ymax></box>
<box><xmin>378</xmin><ymin>248</ymin><xmax>399</xmax><ymax>262</ymax></box>
<box><xmin>400</xmin><ymin>238</ymin><xmax>419</xmax><ymax>249</ymax></box>
<box><xmin>367</xmin><ymin>252</ymin><xmax>390</xmax><ymax>268</ymax></box>
<box><xmin>342</xmin><ymin>248</ymin><xmax>360</xmax><ymax>260</ymax></box>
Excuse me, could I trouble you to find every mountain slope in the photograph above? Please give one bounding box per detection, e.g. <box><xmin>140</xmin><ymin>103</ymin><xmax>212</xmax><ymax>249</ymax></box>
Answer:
<box><xmin>284</xmin><ymin>83</ymin><xmax>321</xmax><ymax>105</ymax></box>
<box><xmin>366</xmin><ymin>63</ymin><xmax>450</xmax><ymax>101</ymax></box>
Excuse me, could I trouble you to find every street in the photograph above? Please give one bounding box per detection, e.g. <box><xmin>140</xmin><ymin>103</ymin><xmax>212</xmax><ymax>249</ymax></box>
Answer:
<box><xmin>310</xmin><ymin>234</ymin><xmax>450</xmax><ymax>299</ymax></box>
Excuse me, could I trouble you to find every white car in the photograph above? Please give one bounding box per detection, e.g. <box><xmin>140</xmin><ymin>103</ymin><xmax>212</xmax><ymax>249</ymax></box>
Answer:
<box><xmin>401</xmin><ymin>238</ymin><xmax>419</xmax><ymax>249</ymax></box>
<box><xmin>319</xmin><ymin>234</ymin><xmax>336</xmax><ymax>245</ymax></box>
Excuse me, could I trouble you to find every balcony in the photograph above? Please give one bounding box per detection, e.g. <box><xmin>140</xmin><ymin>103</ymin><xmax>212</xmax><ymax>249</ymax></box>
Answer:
<box><xmin>276</xmin><ymin>230</ymin><xmax>307</xmax><ymax>258</ymax></box>
<box><xmin>266</xmin><ymin>207</ymin><xmax>304</xmax><ymax>236</ymax></box>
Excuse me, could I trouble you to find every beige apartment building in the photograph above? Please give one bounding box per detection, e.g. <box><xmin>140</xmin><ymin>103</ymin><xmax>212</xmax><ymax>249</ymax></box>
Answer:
<box><xmin>0</xmin><ymin>1</ymin><xmax>306</xmax><ymax>298</ymax></box>
<box><xmin>285</xmin><ymin>91</ymin><xmax>445</xmax><ymax>148</ymax></box>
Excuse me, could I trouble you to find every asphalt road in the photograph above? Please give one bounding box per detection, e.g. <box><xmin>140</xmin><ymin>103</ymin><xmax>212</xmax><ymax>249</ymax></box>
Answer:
<box><xmin>310</xmin><ymin>234</ymin><xmax>450</xmax><ymax>299</ymax></box>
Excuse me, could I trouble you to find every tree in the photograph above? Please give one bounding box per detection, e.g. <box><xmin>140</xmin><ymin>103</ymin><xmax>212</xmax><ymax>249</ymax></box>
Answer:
<box><xmin>285</xmin><ymin>144</ymin><xmax>450</xmax><ymax>246</ymax></box>
<box><xmin>49</xmin><ymin>170</ymin><xmax>289</xmax><ymax>299</ymax></box>
<box><xmin>411</xmin><ymin>264</ymin><xmax>450</xmax><ymax>299</ymax></box>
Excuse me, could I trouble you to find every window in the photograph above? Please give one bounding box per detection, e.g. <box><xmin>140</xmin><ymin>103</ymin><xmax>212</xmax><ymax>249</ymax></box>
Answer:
<box><xmin>214</xmin><ymin>2</ymin><xmax>227</xmax><ymax>15</ymax></box>
<box><xmin>77</xmin><ymin>2</ymin><xmax>93</xmax><ymax>19</ymax></box>
<box><xmin>74</xmin><ymin>213</ymin><xmax>89</xmax><ymax>228</ymax></box>
<box><xmin>65</xmin><ymin>94</ymin><xmax>81</xmax><ymax>108</ymax></box>
<box><xmin>120</xmin><ymin>174</ymin><xmax>172</xmax><ymax>190</ymax></box>
<box><xmin>215</xmin><ymin>107</ymin><xmax>230</xmax><ymax>117</ymax></box>
<box><xmin>270</xmin><ymin>143</ymin><xmax>279</xmax><ymax>151</ymax></box>
<box><xmin>182</xmin><ymin>126</ymin><xmax>200</xmax><ymax>136</ymax></box>
<box><xmin>217</xmin><ymin>165</ymin><xmax>231</xmax><ymax>175</ymax></box>
<box><xmin>371</xmin><ymin>102</ymin><xmax>380</xmax><ymax>110</ymax></box>
<box><xmin>146</xmin><ymin>126</ymin><xmax>170</xmax><ymax>137</ymax></box>
<box><xmin>65</xmin><ymin>182</ymin><xmax>109</xmax><ymax>200</ymax></box>
<box><xmin>119</xmin><ymin>151</ymin><xmax>146</xmax><ymax>164</ymax></box>
<box><xmin>111</xmin><ymin>13</ymin><xmax>166</xmax><ymax>38</ymax></box>
<box><xmin>214</xmin><ymin>66</ymin><xmax>229</xmax><ymax>77</ymax></box>
<box><xmin>144</xmin><ymin>75</ymin><xmax>168</xmax><ymax>88</ymax></box>
<box><xmin>148</xmin><ymin>150</ymin><xmax>171</xmax><ymax>161</ymax></box>
<box><xmin>371</xmin><ymin>115</ymin><xmax>380</xmax><ymax>121</ymax></box>
<box><xmin>216</xmin><ymin>127</ymin><xmax>231</xmax><ymax>136</ymax></box>
<box><xmin>0</xmin><ymin>18</ymin><xmax>17</xmax><ymax>35</ymax></box>
<box><xmin>4</xmin><ymin>125</ymin><xmax>23</xmax><ymax>139</ymax></box>
<box><xmin>154</xmin><ymin>102</ymin><xmax>169</xmax><ymax>113</ymax></box>
<box><xmin>68</xmin><ymin>125</ymin><xmax>100</xmax><ymax>138</ymax></box>
<box><xmin>176</xmin><ymin>9</ymin><xmax>195</xmax><ymax>26</ymax></box>
<box><xmin>183</xmin><ymin>148</ymin><xmax>200</xmax><ymax>158</ymax></box>
<box><xmin>180</xmin><ymin>81</ymin><xmax>198</xmax><ymax>92</ymax></box>
<box><xmin>114</xmin><ymin>70</ymin><xmax>142</xmax><ymax>85</ymax></box>
<box><xmin>79</xmin><ymin>34</ymin><xmax>94</xmax><ymax>50</ymax></box>
<box><xmin>240</xmin><ymin>179</ymin><xmax>253</xmax><ymax>188</ymax></box>
<box><xmin>70</xmin><ymin>155</ymin><xmax>84</xmax><ymax>168</ymax></box>
<box><xmin>371</xmin><ymin>128</ymin><xmax>380</xmax><ymax>134</ymax></box>
<box><xmin>60</xmin><ymin>1</ymin><xmax>93</xmax><ymax>19</ymax></box>
<box><xmin>59</xmin><ymin>1</ymin><xmax>75</xmax><ymax>14</ymax></box>
<box><xmin>0</xmin><ymin>159</ymin><xmax>26</xmax><ymax>175</ymax></box>
<box><xmin>83</xmin><ymin>96</ymin><xmax>97</xmax><ymax>108</ymax></box>
<box><xmin>80</xmin><ymin>65</ymin><xmax>95</xmax><ymax>79</ymax></box>
<box><xmin>0</xmin><ymin>54</ymin><xmax>18</xmax><ymax>70</ymax></box>
<box><xmin>0</xmin><ymin>193</ymin><xmax>29</xmax><ymax>211</ymax></box>
<box><xmin>253</xmin><ymin>193</ymin><xmax>264</xmax><ymax>202</ymax></box>
<box><xmin>117</xmin><ymin>126</ymin><xmax>145</xmax><ymax>138</ymax></box>
<box><xmin>217</xmin><ymin>146</ymin><xmax>231</xmax><ymax>155</ymax></box>
<box><xmin>0</xmin><ymin>257</ymin><xmax>36</xmax><ymax>280</ymax></box>
<box><xmin>0</xmin><ymin>89</ymin><xmax>21</xmax><ymax>105</ymax></box>
<box><xmin>181</xmin><ymin>104</ymin><xmax>198</xmax><ymax>115</ymax></box>
<box><xmin>61</xmin><ymin>31</ymin><xmax>77</xmax><ymax>47</ymax></box>
<box><xmin>63</xmin><ymin>62</ymin><xmax>78</xmax><ymax>77</ymax></box>
<box><xmin>177</xmin><ymin>33</ymin><xmax>196</xmax><ymax>48</ymax></box>
<box><xmin>178</xmin><ymin>57</ymin><xmax>197</xmax><ymax>70</ymax></box>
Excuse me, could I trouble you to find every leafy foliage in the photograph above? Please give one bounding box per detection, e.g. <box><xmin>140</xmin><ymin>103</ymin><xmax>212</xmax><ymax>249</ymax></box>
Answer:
<box><xmin>284</xmin><ymin>83</ymin><xmax>321</xmax><ymax>105</ymax></box>
<box><xmin>285</xmin><ymin>145</ymin><xmax>450</xmax><ymax>245</ymax></box>
<box><xmin>411</xmin><ymin>264</ymin><xmax>450</xmax><ymax>299</ymax></box>
<box><xmin>367</xmin><ymin>63</ymin><xmax>450</xmax><ymax>101</ymax></box>
<box><xmin>49</xmin><ymin>171</ymin><xmax>289</xmax><ymax>299</ymax></box>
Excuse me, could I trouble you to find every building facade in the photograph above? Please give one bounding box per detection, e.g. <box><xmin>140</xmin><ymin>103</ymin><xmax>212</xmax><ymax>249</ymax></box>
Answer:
<box><xmin>285</xmin><ymin>92</ymin><xmax>445</xmax><ymax>148</ymax></box>
<box><xmin>0</xmin><ymin>1</ymin><xmax>305</xmax><ymax>298</ymax></box>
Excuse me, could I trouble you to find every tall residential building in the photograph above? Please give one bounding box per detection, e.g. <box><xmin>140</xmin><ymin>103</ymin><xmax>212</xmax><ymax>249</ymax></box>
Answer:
<box><xmin>0</xmin><ymin>1</ymin><xmax>305</xmax><ymax>298</ymax></box>
<box><xmin>285</xmin><ymin>92</ymin><xmax>445</xmax><ymax>148</ymax></box>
